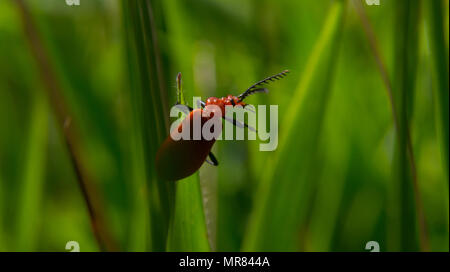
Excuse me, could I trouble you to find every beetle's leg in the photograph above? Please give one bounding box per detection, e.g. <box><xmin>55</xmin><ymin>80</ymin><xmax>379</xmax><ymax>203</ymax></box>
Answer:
<box><xmin>205</xmin><ymin>152</ymin><xmax>219</xmax><ymax>166</ymax></box>
<box><xmin>197</xmin><ymin>100</ymin><xmax>206</xmax><ymax>109</ymax></box>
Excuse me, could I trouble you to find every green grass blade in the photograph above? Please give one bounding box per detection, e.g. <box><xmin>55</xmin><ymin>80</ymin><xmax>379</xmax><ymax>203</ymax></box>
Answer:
<box><xmin>16</xmin><ymin>93</ymin><xmax>48</xmax><ymax>251</ymax></box>
<box><xmin>243</xmin><ymin>0</ymin><xmax>346</xmax><ymax>251</ymax></box>
<box><xmin>122</xmin><ymin>1</ymin><xmax>150</xmax><ymax>251</ymax></box>
<box><xmin>425</xmin><ymin>0</ymin><xmax>449</xmax><ymax>182</ymax></box>
<box><xmin>122</xmin><ymin>0</ymin><xmax>174</xmax><ymax>251</ymax></box>
<box><xmin>160</xmin><ymin>0</ymin><xmax>212</xmax><ymax>252</ymax></box>
<box><xmin>165</xmin><ymin>73</ymin><xmax>210</xmax><ymax>252</ymax></box>
<box><xmin>166</xmin><ymin>174</ymin><xmax>211</xmax><ymax>251</ymax></box>
<box><xmin>389</xmin><ymin>0</ymin><xmax>428</xmax><ymax>251</ymax></box>
<box><xmin>353</xmin><ymin>0</ymin><xmax>430</xmax><ymax>251</ymax></box>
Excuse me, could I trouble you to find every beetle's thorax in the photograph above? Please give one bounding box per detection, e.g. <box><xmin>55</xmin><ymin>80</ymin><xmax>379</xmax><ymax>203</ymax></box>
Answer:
<box><xmin>205</xmin><ymin>95</ymin><xmax>245</xmax><ymax>117</ymax></box>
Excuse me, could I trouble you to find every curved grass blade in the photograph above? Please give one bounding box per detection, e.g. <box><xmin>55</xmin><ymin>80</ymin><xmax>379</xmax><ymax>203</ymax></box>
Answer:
<box><xmin>243</xmin><ymin>0</ymin><xmax>346</xmax><ymax>251</ymax></box>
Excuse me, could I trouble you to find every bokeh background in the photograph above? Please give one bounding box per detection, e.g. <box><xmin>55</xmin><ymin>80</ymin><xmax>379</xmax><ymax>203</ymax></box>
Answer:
<box><xmin>0</xmin><ymin>0</ymin><xmax>448</xmax><ymax>252</ymax></box>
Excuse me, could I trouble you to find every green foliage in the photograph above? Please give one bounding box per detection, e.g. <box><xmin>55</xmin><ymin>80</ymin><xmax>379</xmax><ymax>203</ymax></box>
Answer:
<box><xmin>0</xmin><ymin>0</ymin><xmax>447</xmax><ymax>252</ymax></box>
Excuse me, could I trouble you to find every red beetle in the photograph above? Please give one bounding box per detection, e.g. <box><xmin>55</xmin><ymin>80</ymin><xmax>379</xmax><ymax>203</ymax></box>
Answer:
<box><xmin>155</xmin><ymin>70</ymin><xmax>289</xmax><ymax>181</ymax></box>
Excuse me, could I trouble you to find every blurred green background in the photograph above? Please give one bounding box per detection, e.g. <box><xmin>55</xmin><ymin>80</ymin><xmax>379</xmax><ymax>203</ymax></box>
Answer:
<box><xmin>0</xmin><ymin>0</ymin><xmax>448</xmax><ymax>252</ymax></box>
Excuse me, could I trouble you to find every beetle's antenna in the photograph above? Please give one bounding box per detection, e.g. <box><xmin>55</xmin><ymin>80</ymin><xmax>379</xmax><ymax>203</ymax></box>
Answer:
<box><xmin>237</xmin><ymin>70</ymin><xmax>289</xmax><ymax>101</ymax></box>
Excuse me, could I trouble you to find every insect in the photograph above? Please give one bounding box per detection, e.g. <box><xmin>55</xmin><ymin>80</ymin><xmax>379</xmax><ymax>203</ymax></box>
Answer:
<box><xmin>155</xmin><ymin>70</ymin><xmax>289</xmax><ymax>181</ymax></box>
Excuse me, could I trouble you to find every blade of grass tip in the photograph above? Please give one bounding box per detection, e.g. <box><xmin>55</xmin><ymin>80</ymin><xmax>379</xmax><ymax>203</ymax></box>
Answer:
<box><xmin>166</xmin><ymin>73</ymin><xmax>210</xmax><ymax>252</ymax></box>
<box><xmin>123</xmin><ymin>0</ymin><xmax>174</xmax><ymax>251</ymax></box>
<box><xmin>16</xmin><ymin>92</ymin><xmax>48</xmax><ymax>251</ymax></box>
<box><xmin>424</xmin><ymin>0</ymin><xmax>449</xmax><ymax>183</ymax></box>
<box><xmin>352</xmin><ymin>0</ymin><xmax>429</xmax><ymax>251</ymax></box>
<box><xmin>243</xmin><ymin>0</ymin><xmax>345</xmax><ymax>251</ymax></box>
<box><xmin>15</xmin><ymin>0</ymin><xmax>118</xmax><ymax>252</ymax></box>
